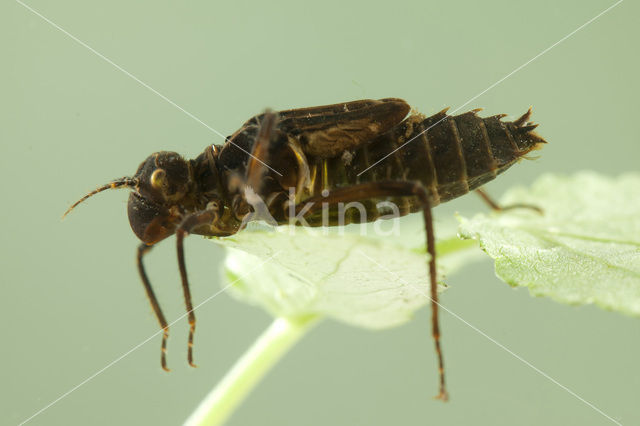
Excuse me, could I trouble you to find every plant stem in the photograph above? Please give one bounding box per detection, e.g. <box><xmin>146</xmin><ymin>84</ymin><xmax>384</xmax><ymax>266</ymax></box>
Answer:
<box><xmin>184</xmin><ymin>315</ymin><xmax>320</xmax><ymax>426</ymax></box>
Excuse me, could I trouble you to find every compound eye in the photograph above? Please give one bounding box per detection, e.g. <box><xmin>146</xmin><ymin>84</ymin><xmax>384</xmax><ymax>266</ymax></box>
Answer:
<box><xmin>150</xmin><ymin>168</ymin><xmax>167</xmax><ymax>190</ymax></box>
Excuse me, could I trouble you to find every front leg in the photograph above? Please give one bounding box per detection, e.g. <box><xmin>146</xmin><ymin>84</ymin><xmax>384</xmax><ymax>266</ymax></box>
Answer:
<box><xmin>291</xmin><ymin>181</ymin><xmax>448</xmax><ymax>401</ymax></box>
<box><xmin>136</xmin><ymin>243</ymin><xmax>171</xmax><ymax>371</ymax></box>
<box><xmin>175</xmin><ymin>206</ymin><xmax>219</xmax><ymax>367</ymax></box>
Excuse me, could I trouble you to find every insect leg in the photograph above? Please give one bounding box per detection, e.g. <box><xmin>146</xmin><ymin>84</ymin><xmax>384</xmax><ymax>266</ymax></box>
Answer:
<box><xmin>136</xmin><ymin>243</ymin><xmax>171</xmax><ymax>372</ymax></box>
<box><xmin>294</xmin><ymin>181</ymin><xmax>448</xmax><ymax>401</ymax></box>
<box><xmin>475</xmin><ymin>188</ymin><xmax>543</xmax><ymax>214</ymax></box>
<box><xmin>175</xmin><ymin>209</ymin><xmax>218</xmax><ymax>367</ymax></box>
<box><xmin>245</xmin><ymin>110</ymin><xmax>279</xmax><ymax>194</ymax></box>
<box><xmin>239</xmin><ymin>111</ymin><xmax>289</xmax><ymax>226</ymax></box>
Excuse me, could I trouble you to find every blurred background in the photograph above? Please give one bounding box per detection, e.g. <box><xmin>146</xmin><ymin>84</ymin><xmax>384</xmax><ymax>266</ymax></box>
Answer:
<box><xmin>2</xmin><ymin>0</ymin><xmax>638</xmax><ymax>425</ymax></box>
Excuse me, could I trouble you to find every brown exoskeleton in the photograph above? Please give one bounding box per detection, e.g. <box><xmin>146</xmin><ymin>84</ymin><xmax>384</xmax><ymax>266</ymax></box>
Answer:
<box><xmin>65</xmin><ymin>98</ymin><xmax>546</xmax><ymax>400</ymax></box>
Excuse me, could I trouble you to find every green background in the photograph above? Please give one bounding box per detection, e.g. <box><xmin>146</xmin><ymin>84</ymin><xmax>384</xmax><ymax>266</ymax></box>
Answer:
<box><xmin>2</xmin><ymin>0</ymin><xmax>638</xmax><ymax>425</ymax></box>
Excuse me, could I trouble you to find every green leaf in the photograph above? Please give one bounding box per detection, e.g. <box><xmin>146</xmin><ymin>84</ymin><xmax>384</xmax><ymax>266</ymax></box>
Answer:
<box><xmin>210</xmin><ymin>219</ymin><xmax>479</xmax><ymax>329</ymax></box>
<box><xmin>458</xmin><ymin>172</ymin><xmax>640</xmax><ymax>316</ymax></box>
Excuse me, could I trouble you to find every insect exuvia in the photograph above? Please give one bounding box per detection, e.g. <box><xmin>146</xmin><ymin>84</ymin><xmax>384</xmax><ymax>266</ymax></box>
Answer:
<box><xmin>64</xmin><ymin>98</ymin><xmax>546</xmax><ymax>400</ymax></box>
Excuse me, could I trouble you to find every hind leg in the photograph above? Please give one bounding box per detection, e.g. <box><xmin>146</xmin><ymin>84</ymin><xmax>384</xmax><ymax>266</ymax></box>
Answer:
<box><xmin>291</xmin><ymin>180</ymin><xmax>448</xmax><ymax>401</ymax></box>
<box><xmin>476</xmin><ymin>188</ymin><xmax>543</xmax><ymax>214</ymax></box>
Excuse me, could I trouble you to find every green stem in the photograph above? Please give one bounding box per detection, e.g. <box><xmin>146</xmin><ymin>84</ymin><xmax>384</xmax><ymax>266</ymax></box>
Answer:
<box><xmin>184</xmin><ymin>315</ymin><xmax>320</xmax><ymax>426</ymax></box>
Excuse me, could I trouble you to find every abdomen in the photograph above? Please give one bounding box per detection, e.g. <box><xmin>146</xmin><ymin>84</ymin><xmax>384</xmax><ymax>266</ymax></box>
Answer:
<box><xmin>301</xmin><ymin>107</ymin><xmax>545</xmax><ymax>225</ymax></box>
